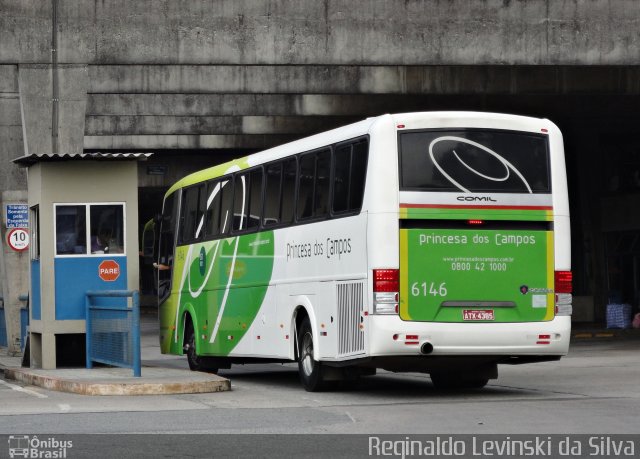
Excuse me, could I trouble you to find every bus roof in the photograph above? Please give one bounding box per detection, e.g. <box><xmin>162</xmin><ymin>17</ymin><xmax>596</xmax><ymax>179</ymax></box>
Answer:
<box><xmin>164</xmin><ymin>111</ymin><xmax>553</xmax><ymax>198</ymax></box>
<box><xmin>165</xmin><ymin>115</ymin><xmax>381</xmax><ymax>197</ymax></box>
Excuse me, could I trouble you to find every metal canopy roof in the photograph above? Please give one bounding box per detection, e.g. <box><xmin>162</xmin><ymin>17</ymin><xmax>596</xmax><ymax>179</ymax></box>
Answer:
<box><xmin>13</xmin><ymin>152</ymin><xmax>152</xmax><ymax>166</ymax></box>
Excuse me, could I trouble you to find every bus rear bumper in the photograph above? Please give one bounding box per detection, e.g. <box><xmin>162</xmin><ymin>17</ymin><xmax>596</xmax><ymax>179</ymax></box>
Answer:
<box><xmin>368</xmin><ymin>315</ymin><xmax>571</xmax><ymax>357</ymax></box>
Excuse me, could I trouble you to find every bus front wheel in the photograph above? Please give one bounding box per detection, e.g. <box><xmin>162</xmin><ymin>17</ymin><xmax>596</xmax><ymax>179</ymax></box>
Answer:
<box><xmin>185</xmin><ymin>320</ymin><xmax>218</xmax><ymax>373</ymax></box>
<box><xmin>297</xmin><ymin>317</ymin><xmax>326</xmax><ymax>392</ymax></box>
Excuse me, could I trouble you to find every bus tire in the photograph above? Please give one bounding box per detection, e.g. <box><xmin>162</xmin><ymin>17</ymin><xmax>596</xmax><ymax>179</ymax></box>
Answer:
<box><xmin>430</xmin><ymin>373</ymin><xmax>489</xmax><ymax>390</ymax></box>
<box><xmin>297</xmin><ymin>316</ymin><xmax>326</xmax><ymax>392</ymax></box>
<box><xmin>185</xmin><ymin>319</ymin><xmax>218</xmax><ymax>373</ymax></box>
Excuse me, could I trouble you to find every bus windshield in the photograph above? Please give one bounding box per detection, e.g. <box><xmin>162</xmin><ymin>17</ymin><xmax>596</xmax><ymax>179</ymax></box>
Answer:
<box><xmin>399</xmin><ymin>129</ymin><xmax>550</xmax><ymax>194</ymax></box>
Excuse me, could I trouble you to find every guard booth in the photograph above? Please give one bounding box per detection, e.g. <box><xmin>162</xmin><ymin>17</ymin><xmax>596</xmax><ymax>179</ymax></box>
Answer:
<box><xmin>14</xmin><ymin>153</ymin><xmax>144</xmax><ymax>369</ymax></box>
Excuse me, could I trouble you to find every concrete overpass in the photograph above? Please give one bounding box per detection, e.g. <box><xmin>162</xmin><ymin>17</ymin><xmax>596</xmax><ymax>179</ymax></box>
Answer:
<box><xmin>1</xmin><ymin>0</ymin><xmax>640</xmax><ymax>353</ymax></box>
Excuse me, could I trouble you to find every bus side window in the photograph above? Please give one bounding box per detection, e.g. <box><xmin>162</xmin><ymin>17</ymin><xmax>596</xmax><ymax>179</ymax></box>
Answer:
<box><xmin>314</xmin><ymin>149</ymin><xmax>331</xmax><ymax>218</ymax></box>
<box><xmin>233</xmin><ymin>173</ymin><xmax>249</xmax><ymax>231</ymax></box>
<box><xmin>332</xmin><ymin>139</ymin><xmax>369</xmax><ymax>214</ymax></box>
<box><xmin>349</xmin><ymin>139</ymin><xmax>368</xmax><ymax>210</ymax></box>
<box><xmin>332</xmin><ymin>144</ymin><xmax>352</xmax><ymax>213</ymax></box>
<box><xmin>281</xmin><ymin>158</ymin><xmax>296</xmax><ymax>225</ymax></box>
<box><xmin>248</xmin><ymin>168</ymin><xmax>263</xmax><ymax>230</ymax></box>
<box><xmin>179</xmin><ymin>184</ymin><xmax>204</xmax><ymax>243</ymax></box>
<box><xmin>205</xmin><ymin>180</ymin><xmax>222</xmax><ymax>238</ymax></box>
<box><xmin>219</xmin><ymin>179</ymin><xmax>233</xmax><ymax>235</ymax></box>
<box><xmin>297</xmin><ymin>153</ymin><xmax>315</xmax><ymax>220</ymax></box>
<box><xmin>263</xmin><ymin>162</ymin><xmax>282</xmax><ymax>227</ymax></box>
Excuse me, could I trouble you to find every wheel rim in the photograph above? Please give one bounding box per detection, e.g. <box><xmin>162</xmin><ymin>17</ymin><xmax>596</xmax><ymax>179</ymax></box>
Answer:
<box><xmin>301</xmin><ymin>331</ymin><xmax>314</xmax><ymax>376</ymax></box>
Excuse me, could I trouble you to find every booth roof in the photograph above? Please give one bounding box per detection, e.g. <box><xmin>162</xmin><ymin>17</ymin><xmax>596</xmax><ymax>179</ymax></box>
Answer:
<box><xmin>13</xmin><ymin>152</ymin><xmax>152</xmax><ymax>166</ymax></box>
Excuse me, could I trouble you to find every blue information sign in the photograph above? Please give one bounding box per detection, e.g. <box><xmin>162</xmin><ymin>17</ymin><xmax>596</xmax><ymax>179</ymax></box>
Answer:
<box><xmin>5</xmin><ymin>204</ymin><xmax>28</xmax><ymax>228</ymax></box>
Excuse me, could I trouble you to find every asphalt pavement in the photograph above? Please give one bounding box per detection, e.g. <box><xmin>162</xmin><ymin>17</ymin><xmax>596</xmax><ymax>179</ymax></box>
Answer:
<box><xmin>0</xmin><ymin>314</ymin><xmax>639</xmax><ymax>397</ymax></box>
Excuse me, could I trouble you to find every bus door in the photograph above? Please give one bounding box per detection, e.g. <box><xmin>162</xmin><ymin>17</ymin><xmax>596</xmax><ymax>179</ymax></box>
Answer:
<box><xmin>157</xmin><ymin>191</ymin><xmax>179</xmax><ymax>352</ymax></box>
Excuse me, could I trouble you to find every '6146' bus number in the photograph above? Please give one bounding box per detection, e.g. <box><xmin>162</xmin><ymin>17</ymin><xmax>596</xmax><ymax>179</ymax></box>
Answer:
<box><xmin>411</xmin><ymin>281</ymin><xmax>447</xmax><ymax>297</ymax></box>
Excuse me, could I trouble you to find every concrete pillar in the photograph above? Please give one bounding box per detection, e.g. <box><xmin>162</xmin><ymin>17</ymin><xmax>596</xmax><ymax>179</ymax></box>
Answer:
<box><xmin>14</xmin><ymin>64</ymin><xmax>88</xmax><ymax>364</ymax></box>
<box><xmin>0</xmin><ymin>191</ymin><xmax>29</xmax><ymax>355</ymax></box>
<box><xmin>0</xmin><ymin>64</ymin><xmax>27</xmax><ymax>355</ymax></box>
<box><xmin>18</xmin><ymin>64</ymin><xmax>88</xmax><ymax>156</ymax></box>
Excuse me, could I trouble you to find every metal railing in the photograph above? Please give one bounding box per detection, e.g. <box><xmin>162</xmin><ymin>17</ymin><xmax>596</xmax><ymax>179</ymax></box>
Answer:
<box><xmin>18</xmin><ymin>294</ymin><xmax>29</xmax><ymax>351</ymax></box>
<box><xmin>0</xmin><ymin>294</ymin><xmax>27</xmax><ymax>349</ymax></box>
<box><xmin>85</xmin><ymin>290</ymin><xmax>141</xmax><ymax>377</ymax></box>
<box><xmin>0</xmin><ymin>296</ymin><xmax>6</xmax><ymax>347</ymax></box>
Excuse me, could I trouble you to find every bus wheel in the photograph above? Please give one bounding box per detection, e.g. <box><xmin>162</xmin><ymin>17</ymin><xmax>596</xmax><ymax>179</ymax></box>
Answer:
<box><xmin>430</xmin><ymin>373</ymin><xmax>489</xmax><ymax>390</ymax></box>
<box><xmin>297</xmin><ymin>317</ymin><xmax>326</xmax><ymax>392</ymax></box>
<box><xmin>185</xmin><ymin>320</ymin><xmax>217</xmax><ymax>373</ymax></box>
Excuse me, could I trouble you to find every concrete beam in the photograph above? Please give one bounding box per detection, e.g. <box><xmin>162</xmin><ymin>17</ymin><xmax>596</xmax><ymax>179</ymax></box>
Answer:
<box><xmin>4</xmin><ymin>1</ymin><xmax>639</xmax><ymax>65</ymax></box>
<box><xmin>55</xmin><ymin>0</ymin><xmax>640</xmax><ymax>65</ymax></box>
<box><xmin>87</xmin><ymin>65</ymin><xmax>640</xmax><ymax>95</ymax></box>
<box><xmin>87</xmin><ymin>92</ymin><xmax>640</xmax><ymax>120</ymax></box>
<box><xmin>85</xmin><ymin>115</ymin><xmax>356</xmax><ymax>136</ymax></box>
<box><xmin>84</xmin><ymin>134</ymin><xmax>300</xmax><ymax>150</ymax></box>
<box><xmin>88</xmin><ymin>65</ymin><xmax>410</xmax><ymax>94</ymax></box>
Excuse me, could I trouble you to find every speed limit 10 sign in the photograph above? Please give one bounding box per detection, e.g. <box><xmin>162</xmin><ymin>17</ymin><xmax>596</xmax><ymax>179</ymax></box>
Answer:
<box><xmin>7</xmin><ymin>228</ymin><xmax>29</xmax><ymax>251</ymax></box>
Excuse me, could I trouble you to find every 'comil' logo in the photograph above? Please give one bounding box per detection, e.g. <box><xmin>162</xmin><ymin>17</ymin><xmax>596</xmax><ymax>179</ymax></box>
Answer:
<box><xmin>8</xmin><ymin>435</ymin><xmax>73</xmax><ymax>458</ymax></box>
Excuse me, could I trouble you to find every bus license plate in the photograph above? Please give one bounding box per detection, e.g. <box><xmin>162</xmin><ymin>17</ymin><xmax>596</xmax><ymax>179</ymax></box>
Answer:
<box><xmin>462</xmin><ymin>310</ymin><xmax>495</xmax><ymax>321</ymax></box>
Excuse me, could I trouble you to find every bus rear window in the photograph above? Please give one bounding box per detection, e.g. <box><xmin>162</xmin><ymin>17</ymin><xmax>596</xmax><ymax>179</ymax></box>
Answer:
<box><xmin>399</xmin><ymin>129</ymin><xmax>551</xmax><ymax>193</ymax></box>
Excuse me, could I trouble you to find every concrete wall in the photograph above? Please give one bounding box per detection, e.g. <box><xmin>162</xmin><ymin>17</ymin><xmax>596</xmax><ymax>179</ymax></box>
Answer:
<box><xmin>2</xmin><ymin>0</ymin><xmax>639</xmax><ymax>65</ymax></box>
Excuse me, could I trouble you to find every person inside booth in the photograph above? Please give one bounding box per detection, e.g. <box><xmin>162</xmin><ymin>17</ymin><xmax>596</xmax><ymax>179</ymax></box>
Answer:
<box><xmin>91</xmin><ymin>227</ymin><xmax>117</xmax><ymax>254</ymax></box>
<box><xmin>90</xmin><ymin>205</ymin><xmax>124</xmax><ymax>254</ymax></box>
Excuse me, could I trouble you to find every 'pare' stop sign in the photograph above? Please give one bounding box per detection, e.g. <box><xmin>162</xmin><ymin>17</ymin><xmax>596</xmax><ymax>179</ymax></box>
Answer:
<box><xmin>98</xmin><ymin>259</ymin><xmax>120</xmax><ymax>282</ymax></box>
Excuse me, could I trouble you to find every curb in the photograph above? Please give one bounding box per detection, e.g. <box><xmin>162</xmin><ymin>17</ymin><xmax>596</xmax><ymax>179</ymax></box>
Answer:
<box><xmin>571</xmin><ymin>330</ymin><xmax>640</xmax><ymax>341</ymax></box>
<box><xmin>3</xmin><ymin>368</ymin><xmax>231</xmax><ymax>396</ymax></box>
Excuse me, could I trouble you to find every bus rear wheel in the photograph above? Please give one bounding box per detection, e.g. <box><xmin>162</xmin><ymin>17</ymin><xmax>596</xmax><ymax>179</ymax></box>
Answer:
<box><xmin>297</xmin><ymin>317</ymin><xmax>326</xmax><ymax>392</ymax></box>
<box><xmin>185</xmin><ymin>320</ymin><xmax>218</xmax><ymax>373</ymax></box>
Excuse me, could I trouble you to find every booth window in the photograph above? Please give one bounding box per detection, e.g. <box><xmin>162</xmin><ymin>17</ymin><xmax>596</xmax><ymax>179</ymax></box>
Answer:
<box><xmin>90</xmin><ymin>205</ymin><xmax>125</xmax><ymax>254</ymax></box>
<box><xmin>55</xmin><ymin>205</ymin><xmax>87</xmax><ymax>255</ymax></box>
<box><xmin>55</xmin><ymin>203</ymin><xmax>125</xmax><ymax>256</ymax></box>
<box><xmin>30</xmin><ymin>205</ymin><xmax>40</xmax><ymax>260</ymax></box>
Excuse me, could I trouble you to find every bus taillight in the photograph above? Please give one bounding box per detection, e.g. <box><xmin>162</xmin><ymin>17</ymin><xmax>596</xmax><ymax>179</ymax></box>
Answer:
<box><xmin>374</xmin><ymin>269</ymin><xmax>399</xmax><ymax>292</ymax></box>
<box><xmin>373</xmin><ymin>269</ymin><xmax>399</xmax><ymax>314</ymax></box>
<box><xmin>554</xmin><ymin>271</ymin><xmax>573</xmax><ymax>316</ymax></box>
<box><xmin>554</xmin><ymin>271</ymin><xmax>572</xmax><ymax>293</ymax></box>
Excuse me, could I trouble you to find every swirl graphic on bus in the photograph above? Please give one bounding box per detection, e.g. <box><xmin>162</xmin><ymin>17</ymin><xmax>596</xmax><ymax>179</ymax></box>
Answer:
<box><xmin>174</xmin><ymin>172</ymin><xmax>239</xmax><ymax>344</ymax></box>
<box><xmin>428</xmin><ymin>136</ymin><xmax>532</xmax><ymax>193</ymax></box>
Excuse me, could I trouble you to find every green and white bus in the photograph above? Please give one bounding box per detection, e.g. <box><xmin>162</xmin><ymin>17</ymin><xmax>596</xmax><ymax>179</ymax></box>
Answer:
<box><xmin>157</xmin><ymin>112</ymin><xmax>572</xmax><ymax>391</ymax></box>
